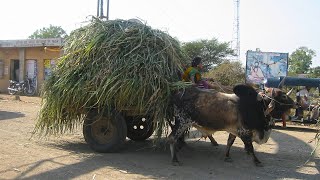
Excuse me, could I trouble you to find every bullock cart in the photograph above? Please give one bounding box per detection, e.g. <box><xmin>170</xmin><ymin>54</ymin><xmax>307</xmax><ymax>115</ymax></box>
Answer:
<box><xmin>264</xmin><ymin>76</ymin><xmax>320</xmax><ymax>123</ymax></box>
<box><xmin>34</xmin><ymin>18</ymin><xmax>188</xmax><ymax>152</ymax></box>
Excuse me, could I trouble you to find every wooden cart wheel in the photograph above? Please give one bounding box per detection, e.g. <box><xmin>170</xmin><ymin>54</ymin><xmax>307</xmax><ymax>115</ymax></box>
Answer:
<box><xmin>83</xmin><ymin>110</ymin><xmax>127</xmax><ymax>152</ymax></box>
<box><xmin>126</xmin><ymin>116</ymin><xmax>154</xmax><ymax>141</ymax></box>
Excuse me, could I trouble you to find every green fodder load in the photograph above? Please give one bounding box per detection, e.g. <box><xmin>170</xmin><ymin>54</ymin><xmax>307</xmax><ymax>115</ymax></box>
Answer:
<box><xmin>35</xmin><ymin>18</ymin><xmax>187</xmax><ymax>137</ymax></box>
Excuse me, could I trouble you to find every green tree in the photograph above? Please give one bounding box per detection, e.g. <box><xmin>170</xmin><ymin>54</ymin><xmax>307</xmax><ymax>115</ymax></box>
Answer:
<box><xmin>289</xmin><ymin>47</ymin><xmax>316</xmax><ymax>74</ymax></box>
<box><xmin>181</xmin><ymin>38</ymin><xmax>235</xmax><ymax>71</ymax></box>
<box><xmin>28</xmin><ymin>25</ymin><xmax>67</xmax><ymax>39</ymax></box>
<box><xmin>308</xmin><ymin>66</ymin><xmax>320</xmax><ymax>78</ymax></box>
<box><xmin>205</xmin><ymin>60</ymin><xmax>245</xmax><ymax>86</ymax></box>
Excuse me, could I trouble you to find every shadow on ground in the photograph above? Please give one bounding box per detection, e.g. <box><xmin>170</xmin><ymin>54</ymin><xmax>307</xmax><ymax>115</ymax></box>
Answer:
<box><xmin>0</xmin><ymin>110</ymin><xmax>25</xmax><ymax>120</ymax></box>
<box><xmin>274</xmin><ymin>125</ymin><xmax>318</xmax><ymax>133</ymax></box>
<box><xmin>8</xmin><ymin>129</ymin><xmax>320</xmax><ymax>179</ymax></box>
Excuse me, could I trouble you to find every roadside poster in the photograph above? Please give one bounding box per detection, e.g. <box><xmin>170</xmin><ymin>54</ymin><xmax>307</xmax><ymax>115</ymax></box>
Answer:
<box><xmin>245</xmin><ymin>50</ymin><xmax>288</xmax><ymax>84</ymax></box>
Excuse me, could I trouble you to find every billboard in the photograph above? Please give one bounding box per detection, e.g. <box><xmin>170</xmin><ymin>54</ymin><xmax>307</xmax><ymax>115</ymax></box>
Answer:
<box><xmin>245</xmin><ymin>50</ymin><xmax>288</xmax><ymax>84</ymax></box>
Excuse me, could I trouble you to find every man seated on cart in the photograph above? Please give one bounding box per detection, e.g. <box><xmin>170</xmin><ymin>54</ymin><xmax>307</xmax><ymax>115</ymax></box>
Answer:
<box><xmin>293</xmin><ymin>86</ymin><xmax>319</xmax><ymax>122</ymax></box>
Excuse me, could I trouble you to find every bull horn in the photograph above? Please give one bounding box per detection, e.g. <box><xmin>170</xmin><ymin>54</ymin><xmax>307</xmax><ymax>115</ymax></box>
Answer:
<box><xmin>286</xmin><ymin>88</ymin><xmax>294</xmax><ymax>96</ymax></box>
<box><xmin>257</xmin><ymin>93</ymin><xmax>263</xmax><ymax>101</ymax></box>
<box><xmin>271</xmin><ymin>88</ymin><xmax>275</xmax><ymax>97</ymax></box>
<box><xmin>264</xmin><ymin>100</ymin><xmax>275</xmax><ymax>116</ymax></box>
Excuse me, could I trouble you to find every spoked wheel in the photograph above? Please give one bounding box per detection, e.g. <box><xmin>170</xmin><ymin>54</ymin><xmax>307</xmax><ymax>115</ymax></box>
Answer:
<box><xmin>24</xmin><ymin>87</ymin><xmax>36</xmax><ymax>96</ymax></box>
<box><xmin>126</xmin><ymin>115</ymin><xmax>154</xmax><ymax>141</ymax></box>
<box><xmin>83</xmin><ymin>110</ymin><xmax>127</xmax><ymax>152</ymax></box>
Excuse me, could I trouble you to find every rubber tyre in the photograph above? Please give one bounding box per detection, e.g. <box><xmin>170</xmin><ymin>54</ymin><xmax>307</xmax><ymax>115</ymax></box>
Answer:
<box><xmin>126</xmin><ymin>116</ymin><xmax>154</xmax><ymax>141</ymax></box>
<box><xmin>83</xmin><ymin>110</ymin><xmax>127</xmax><ymax>153</ymax></box>
<box><xmin>24</xmin><ymin>87</ymin><xmax>36</xmax><ymax>96</ymax></box>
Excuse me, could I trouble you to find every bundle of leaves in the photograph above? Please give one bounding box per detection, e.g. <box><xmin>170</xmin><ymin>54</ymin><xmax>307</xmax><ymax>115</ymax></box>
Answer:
<box><xmin>35</xmin><ymin>18</ymin><xmax>187</xmax><ymax>137</ymax></box>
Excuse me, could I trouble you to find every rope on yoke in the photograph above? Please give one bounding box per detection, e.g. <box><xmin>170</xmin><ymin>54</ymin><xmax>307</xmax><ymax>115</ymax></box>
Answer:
<box><xmin>261</xmin><ymin>93</ymin><xmax>294</xmax><ymax>106</ymax></box>
<box><xmin>211</xmin><ymin>81</ymin><xmax>233</xmax><ymax>93</ymax></box>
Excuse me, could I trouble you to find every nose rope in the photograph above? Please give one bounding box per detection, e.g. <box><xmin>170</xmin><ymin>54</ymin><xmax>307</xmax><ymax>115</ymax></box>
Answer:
<box><xmin>261</xmin><ymin>93</ymin><xmax>294</xmax><ymax>106</ymax></box>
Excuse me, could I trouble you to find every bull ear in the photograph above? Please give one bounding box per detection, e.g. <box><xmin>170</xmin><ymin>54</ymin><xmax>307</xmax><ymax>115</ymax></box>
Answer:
<box><xmin>286</xmin><ymin>88</ymin><xmax>294</xmax><ymax>96</ymax></box>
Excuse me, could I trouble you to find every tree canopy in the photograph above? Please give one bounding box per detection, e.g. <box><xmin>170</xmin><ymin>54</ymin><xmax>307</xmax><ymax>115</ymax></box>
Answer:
<box><xmin>288</xmin><ymin>47</ymin><xmax>316</xmax><ymax>74</ymax></box>
<box><xmin>205</xmin><ymin>60</ymin><xmax>245</xmax><ymax>86</ymax></box>
<box><xmin>307</xmin><ymin>66</ymin><xmax>320</xmax><ymax>78</ymax></box>
<box><xmin>28</xmin><ymin>25</ymin><xmax>67</xmax><ymax>39</ymax></box>
<box><xmin>181</xmin><ymin>38</ymin><xmax>235</xmax><ymax>71</ymax></box>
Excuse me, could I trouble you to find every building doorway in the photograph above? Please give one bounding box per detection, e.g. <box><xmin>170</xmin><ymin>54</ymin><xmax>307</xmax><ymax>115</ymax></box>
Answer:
<box><xmin>10</xmin><ymin>59</ymin><xmax>19</xmax><ymax>82</ymax></box>
<box><xmin>26</xmin><ymin>60</ymin><xmax>38</xmax><ymax>91</ymax></box>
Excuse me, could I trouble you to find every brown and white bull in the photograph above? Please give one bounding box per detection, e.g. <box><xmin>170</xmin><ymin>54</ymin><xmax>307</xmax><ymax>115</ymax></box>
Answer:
<box><xmin>169</xmin><ymin>84</ymin><xmax>295</xmax><ymax>166</ymax></box>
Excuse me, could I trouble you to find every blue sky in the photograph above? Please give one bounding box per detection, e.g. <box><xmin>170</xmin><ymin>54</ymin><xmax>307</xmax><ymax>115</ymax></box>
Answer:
<box><xmin>0</xmin><ymin>0</ymin><xmax>319</xmax><ymax>67</ymax></box>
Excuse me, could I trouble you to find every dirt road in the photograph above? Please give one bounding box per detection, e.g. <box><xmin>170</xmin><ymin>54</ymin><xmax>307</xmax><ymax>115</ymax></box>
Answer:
<box><xmin>0</xmin><ymin>94</ymin><xmax>319</xmax><ymax>180</ymax></box>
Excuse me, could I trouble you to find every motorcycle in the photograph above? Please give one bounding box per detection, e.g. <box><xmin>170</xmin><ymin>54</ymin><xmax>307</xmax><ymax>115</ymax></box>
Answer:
<box><xmin>8</xmin><ymin>78</ymin><xmax>36</xmax><ymax>96</ymax></box>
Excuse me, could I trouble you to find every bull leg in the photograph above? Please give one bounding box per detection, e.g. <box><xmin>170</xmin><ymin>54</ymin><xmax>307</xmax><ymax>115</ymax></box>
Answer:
<box><xmin>169</xmin><ymin>107</ymin><xmax>193</xmax><ymax>166</ymax></box>
<box><xmin>241</xmin><ymin>138</ymin><xmax>262</xmax><ymax>167</ymax></box>
<box><xmin>224</xmin><ymin>133</ymin><xmax>236</xmax><ymax>162</ymax></box>
<box><xmin>169</xmin><ymin>135</ymin><xmax>179</xmax><ymax>165</ymax></box>
<box><xmin>208</xmin><ymin>135</ymin><xmax>219</xmax><ymax>146</ymax></box>
<box><xmin>169</xmin><ymin>128</ymin><xmax>190</xmax><ymax>166</ymax></box>
<box><xmin>176</xmin><ymin>135</ymin><xmax>187</xmax><ymax>150</ymax></box>
<box><xmin>281</xmin><ymin>113</ymin><xmax>286</xmax><ymax>128</ymax></box>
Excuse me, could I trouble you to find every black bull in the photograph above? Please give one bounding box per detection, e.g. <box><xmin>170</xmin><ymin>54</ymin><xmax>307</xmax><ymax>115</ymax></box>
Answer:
<box><xmin>169</xmin><ymin>84</ymin><xmax>295</xmax><ymax>166</ymax></box>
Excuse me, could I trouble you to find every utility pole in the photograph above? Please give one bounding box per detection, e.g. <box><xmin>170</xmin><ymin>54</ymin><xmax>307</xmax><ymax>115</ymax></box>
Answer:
<box><xmin>231</xmin><ymin>0</ymin><xmax>240</xmax><ymax>61</ymax></box>
<box><xmin>97</xmin><ymin>0</ymin><xmax>110</xmax><ymax>20</ymax></box>
<box><xmin>106</xmin><ymin>0</ymin><xmax>110</xmax><ymax>20</ymax></box>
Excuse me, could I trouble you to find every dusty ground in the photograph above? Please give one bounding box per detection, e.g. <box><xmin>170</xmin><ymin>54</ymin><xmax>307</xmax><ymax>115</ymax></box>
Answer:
<box><xmin>0</xmin><ymin>94</ymin><xmax>319</xmax><ymax>180</ymax></box>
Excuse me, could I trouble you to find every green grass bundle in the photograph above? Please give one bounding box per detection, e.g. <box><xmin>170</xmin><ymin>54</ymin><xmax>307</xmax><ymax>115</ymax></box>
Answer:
<box><xmin>34</xmin><ymin>18</ymin><xmax>188</xmax><ymax>137</ymax></box>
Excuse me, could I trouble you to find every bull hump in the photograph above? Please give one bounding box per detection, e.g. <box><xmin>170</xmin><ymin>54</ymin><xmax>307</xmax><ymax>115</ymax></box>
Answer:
<box><xmin>194</xmin><ymin>93</ymin><xmax>239</xmax><ymax>127</ymax></box>
<box><xmin>196</xmin><ymin>92</ymin><xmax>237</xmax><ymax>106</ymax></box>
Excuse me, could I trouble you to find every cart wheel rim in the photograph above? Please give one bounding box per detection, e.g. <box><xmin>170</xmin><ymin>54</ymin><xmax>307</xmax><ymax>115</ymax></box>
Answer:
<box><xmin>91</xmin><ymin>117</ymin><xmax>116</xmax><ymax>144</ymax></box>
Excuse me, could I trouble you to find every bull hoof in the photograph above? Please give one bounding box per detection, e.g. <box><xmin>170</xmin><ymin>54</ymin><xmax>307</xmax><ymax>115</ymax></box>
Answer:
<box><xmin>255</xmin><ymin>161</ymin><xmax>263</xmax><ymax>167</ymax></box>
<box><xmin>172</xmin><ymin>161</ymin><xmax>182</xmax><ymax>166</ymax></box>
<box><xmin>211</xmin><ymin>142</ymin><xmax>219</xmax><ymax>146</ymax></box>
<box><xmin>176</xmin><ymin>141</ymin><xmax>187</xmax><ymax>150</ymax></box>
<box><xmin>224</xmin><ymin>157</ymin><xmax>233</xmax><ymax>163</ymax></box>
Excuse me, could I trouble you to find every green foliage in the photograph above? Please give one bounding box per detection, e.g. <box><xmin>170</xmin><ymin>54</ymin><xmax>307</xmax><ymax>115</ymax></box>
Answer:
<box><xmin>205</xmin><ymin>61</ymin><xmax>245</xmax><ymax>86</ymax></box>
<box><xmin>35</xmin><ymin>18</ymin><xmax>188</xmax><ymax>137</ymax></box>
<box><xmin>308</xmin><ymin>66</ymin><xmax>320</xmax><ymax>78</ymax></box>
<box><xmin>181</xmin><ymin>39</ymin><xmax>235</xmax><ymax>71</ymax></box>
<box><xmin>29</xmin><ymin>25</ymin><xmax>67</xmax><ymax>39</ymax></box>
<box><xmin>289</xmin><ymin>47</ymin><xmax>316</xmax><ymax>74</ymax></box>
<box><xmin>287</xmin><ymin>71</ymin><xmax>298</xmax><ymax>77</ymax></box>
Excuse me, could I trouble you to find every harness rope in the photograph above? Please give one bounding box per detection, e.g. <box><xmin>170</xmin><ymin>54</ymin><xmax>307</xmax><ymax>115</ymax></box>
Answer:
<box><xmin>261</xmin><ymin>93</ymin><xmax>294</xmax><ymax>106</ymax></box>
<box><xmin>212</xmin><ymin>81</ymin><xmax>227</xmax><ymax>92</ymax></box>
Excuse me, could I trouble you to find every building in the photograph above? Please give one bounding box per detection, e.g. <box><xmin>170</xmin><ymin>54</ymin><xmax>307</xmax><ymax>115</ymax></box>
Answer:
<box><xmin>0</xmin><ymin>38</ymin><xmax>63</xmax><ymax>94</ymax></box>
